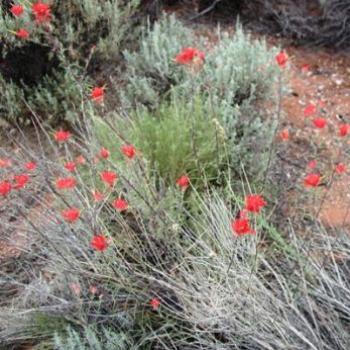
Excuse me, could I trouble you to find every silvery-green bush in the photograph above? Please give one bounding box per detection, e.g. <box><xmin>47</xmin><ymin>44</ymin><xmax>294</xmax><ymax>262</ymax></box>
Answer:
<box><xmin>122</xmin><ymin>15</ymin><xmax>196</xmax><ymax>107</ymax></box>
<box><xmin>54</xmin><ymin>327</ymin><xmax>133</xmax><ymax>350</ymax></box>
<box><xmin>122</xmin><ymin>16</ymin><xmax>279</xmax><ymax>108</ymax></box>
<box><xmin>122</xmin><ymin>16</ymin><xmax>279</xmax><ymax>178</ymax></box>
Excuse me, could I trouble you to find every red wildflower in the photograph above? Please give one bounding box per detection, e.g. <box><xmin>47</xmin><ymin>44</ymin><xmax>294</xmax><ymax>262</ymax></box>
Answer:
<box><xmin>303</xmin><ymin>103</ymin><xmax>316</xmax><ymax>117</ymax></box>
<box><xmin>121</xmin><ymin>144</ymin><xmax>136</xmax><ymax>159</ymax></box>
<box><xmin>90</xmin><ymin>234</ymin><xmax>109</xmax><ymax>252</ymax></box>
<box><xmin>304</xmin><ymin>173</ymin><xmax>320</xmax><ymax>187</ymax></box>
<box><xmin>245</xmin><ymin>194</ymin><xmax>266</xmax><ymax>214</ymax></box>
<box><xmin>279</xmin><ymin>128</ymin><xmax>289</xmax><ymax>141</ymax></box>
<box><xmin>275</xmin><ymin>51</ymin><xmax>288</xmax><ymax>68</ymax></box>
<box><xmin>313</xmin><ymin>118</ymin><xmax>327</xmax><ymax>129</ymax></box>
<box><xmin>16</xmin><ymin>29</ymin><xmax>29</xmax><ymax>39</ymax></box>
<box><xmin>61</xmin><ymin>208</ymin><xmax>80</xmax><ymax>223</ymax></box>
<box><xmin>150</xmin><ymin>297</ymin><xmax>160</xmax><ymax>311</ymax></box>
<box><xmin>100</xmin><ymin>171</ymin><xmax>117</xmax><ymax>187</ymax></box>
<box><xmin>176</xmin><ymin>175</ymin><xmax>190</xmax><ymax>190</ymax></box>
<box><xmin>112</xmin><ymin>198</ymin><xmax>128</xmax><ymax>212</ymax></box>
<box><xmin>175</xmin><ymin>47</ymin><xmax>205</xmax><ymax>65</ymax></box>
<box><xmin>0</xmin><ymin>181</ymin><xmax>11</xmax><ymax>197</ymax></box>
<box><xmin>10</xmin><ymin>4</ymin><xmax>24</xmax><ymax>16</ymax></box>
<box><xmin>54</xmin><ymin>130</ymin><xmax>71</xmax><ymax>142</ymax></box>
<box><xmin>335</xmin><ymin>163</ymin><xmax>347</xmax><ymax>174</ymax></box>
<box><xmin>14</xmin><ymin>174</ymin><xmax>29</xmax><ymax>189</ymax></box>
<box><xmin>91</xmin><ymin>87</ymin><xmax>104</xmax><ymax>103</ymax></box>
<box><xmin>0</xmin><ymin>158</ymin><xmax>12</xmax><ymax>168</ymax></box>
<box><xmin>32</xmin><ymin>1</ymin><xmax>51</xmax><ymax>23</ymax></box>
<box><xmin>76</xmin><ymin>155</ymin><xmax>86</xmax><ymax>165</ymax></box>
<box><xmin>56</xmin><ymin>177</ymin><xmax>77</xmax><ymax>190</ymax></box>
<box><xmin>231</xmin><ymin>218</ymin><xmax>254</xmax><ymax>236</ymax></box>
<box><xmin>339</xmin><ymin>124</ymin><xmax>350</xmax><ymax>137</ymax></box>
<box><xmin>92</xmin><ymin>190</ymin><xmax>104</xmax><ymax>202</ymax></box>
<box><xmin>307</xmin><ymin>160</ymin><xmax>317</xmax><ymax>169</ymax></box>
<box><xmin>25</xmin><ymin>162</ymin><xmax>37</xmax><ymax>171</ymax></box>
<box><xmin>64</xmin><ymin>161</ymin><xmax>76</xmax><ymax>172</ymax></box>
<box><xmin>99</xmin><ymin>147</ymin><xmax>110</xmax><ymax>159</ymax></box>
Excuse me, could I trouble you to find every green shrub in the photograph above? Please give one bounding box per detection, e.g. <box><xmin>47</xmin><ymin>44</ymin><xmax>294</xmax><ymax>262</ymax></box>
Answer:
<box><xmin>0</xmin><ymin>64</ymin><xmax>89</xmax><ymax>127</ymax></box>
<box><xmin>0</xmin><ymin>1</ymin><xmax>141</xmax><ymax>126</ymax></box>
<box><xmin>122</xmin><ymin>16</ymin><xmax>278</xmax><ymax>109</ymax></box>
<box><xmin>202</xmin><ymin>27</ymin><xmax>279</xmax><ymax>105</ymax></box>
<box><xmin>121</xmin><ymin>17</ymin><xmax>279</xmax><ymax>181</ymax></box>
<box><xmin>131</xmin><ymin>95</ymin><xmax>227</xmax><ymax>187</ymax></box>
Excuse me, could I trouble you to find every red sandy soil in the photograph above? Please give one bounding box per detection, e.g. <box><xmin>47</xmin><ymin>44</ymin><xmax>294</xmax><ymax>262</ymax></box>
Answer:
<box><xmin>282</xmin><ymin>46</ymin><xmax>350</xmax><ymax>228</ymax></box>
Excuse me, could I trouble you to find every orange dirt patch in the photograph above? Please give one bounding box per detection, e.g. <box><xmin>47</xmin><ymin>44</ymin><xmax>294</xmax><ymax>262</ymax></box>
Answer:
<box><xmin>282</xmin><ymin>46</ymin><xmax>350</xmax><ymax>228</ymax></box>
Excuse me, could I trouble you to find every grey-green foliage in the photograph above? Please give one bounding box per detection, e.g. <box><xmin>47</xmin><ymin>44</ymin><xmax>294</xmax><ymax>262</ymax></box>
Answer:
<box><xmin>122</xmin><ymin>16</ymin><xmax>279</xmax><ymax>110</ymax></box>
<box><xmin>122</xmin><ymin>17</ymin><xmax>279</xmax><ymax>178</ymax></box>
<box><xmin>53</xmin><ymin>326</ymin><xmax>133</xmax><ymax>350</ymax></box>
<box><xmin>0</xmin><ymin>66</ymin><xmax>88</xmax><ymax>126</ymax></box>
<box><xmin>122</xmin><ymin>15</ymin><xmax>196</xmax><ymax>107</ymax></box>
<box><xmin>202</xmin><ymin>28</ymin><xmax>279</xmax><ymax>105</ymax></box>
<box><xmin>56</xmin><ymin>0</ymin><xmax>141</xmax><ymax>61</ymax></box>
<box><xmin>0</xmin><ymin>0</ymin><xmax>141</xmax><ymax>126</ymax></box>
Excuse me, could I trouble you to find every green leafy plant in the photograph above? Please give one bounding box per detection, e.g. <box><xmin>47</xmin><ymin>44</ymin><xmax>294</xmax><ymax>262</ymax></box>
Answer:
<box><xmin>130</xmin><ymin>95</ymin><xmax>227</xmax><ymax>188</ymax></box>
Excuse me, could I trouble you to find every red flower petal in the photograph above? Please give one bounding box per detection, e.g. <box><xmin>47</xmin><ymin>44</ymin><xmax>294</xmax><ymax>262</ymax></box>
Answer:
<box><xmin>56</xmin><ymin>177</ymin><xmax>77</xmax><ymax>190</ymax></box>
<box><xmin>303</xmin><ymin>103</ymin><xmax>316</xmax><ymax>117</ymax></box>
<box><xmin>61</xmin><ymin>208</ymin><xmax>80</xmax><ymax>223</ymax></box>
<box><xmin>279</xmin><ymin>128</ymin><xmax>289</xmax><ymax>141</ymax></box>
<box><xmin>176</xmin><ymin>175</ymin><xmax>190</xmax><ymax>190</ymax></box>
<box><xmin>25</xmin><ymin>162</ymin><xmax>37</xmax><ymax>171</ymax></box>
<box><xmin>0</xmin><ymin>181</ymin><xmax>12</xmax><ymax>197</ymax></box>
<box><xmin>99</xmin><ymin>147</ymin><xmax>110</xmax><ymax>159</ymax></box>
<box><xmin>313</xmin><ymin>118</ymin><xmax>327</xmax><ymax>129</ymax></box>
<box><xmin>304</xmin><ymin>173</ymin><xmax>320</xmax><ymax>187</ymax></box>
<box><xmin>100</xmin><ymin>171</ymin><xmax>118</xmax><ymax>187</ymax></box>
<box><xmin>339</xmin><ymin>124</ymin><xmax>350</xmax><ymax>137</ymax></box>
<box><xmin>91</xmin><ymin>87</ymin><xmax>104</xmax><ymax>103</ymax></box>
<box><xmin>64</xmin><ymin>161</ymin><xmax>76</xmax><ymax>172</ymax></box>
<box><xmin>150</xmin><ymin>297</ymin><xmax>160</xmax><ymax>310</ymax></box>
<box><xmin>16</xmin><ymin>29</ymin><xmax>29</xmax><ymax>39</ymax></box>
<box><xmin>244</xmin><ymin>194</ymin><xmax>266</xmax><ymax>214</ymax></box>
<box><xmin>121</xmin><ymin>144</ymin><xmax>136</xmax><ymax>159</ymax></box>
<box><xmin>335</xmin><ymin>163</ymin><xmax>347</xmax><ymax>174</ymax></box>
<box><xmin>32</xmin><ymin>1</ymin><xmax>51</xmax><ymax>23</ymax></box>
<box><xmin>175</xmin><ymin>47</ymin><xmax>205</xmax><ymax>65</ymax></box>
<box><xmin>112</xmin><ymin>198</ymin><xmax>128</xmax><ymax>212</ymax></box>
<box><xmin>10</xmin><ymin>4</ymin><xmax>24</xmax><ymax>17</ymax></box>
<box><xmin>13</xmin><ymin>174</ymin><xmax>29</xmax><ymax>189</ymax></box>
<box><xmin>231</xmin><ymin>218</ymin><xmax>254</xmax><ymax>236</ymax></box>
<box><xmin>90</xmin><ymin>234</ymin><xmax>109</xmax><ymax>251</ymax></box>
<box><xmin>275</xmin><ymin>51</ymin><xmax>288</xmax><ymax>68</ymax></box>
<box><xmin>54</xmin><ymin>130</ymin><xmax>71</xmax><ymax>142</ymax></box>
